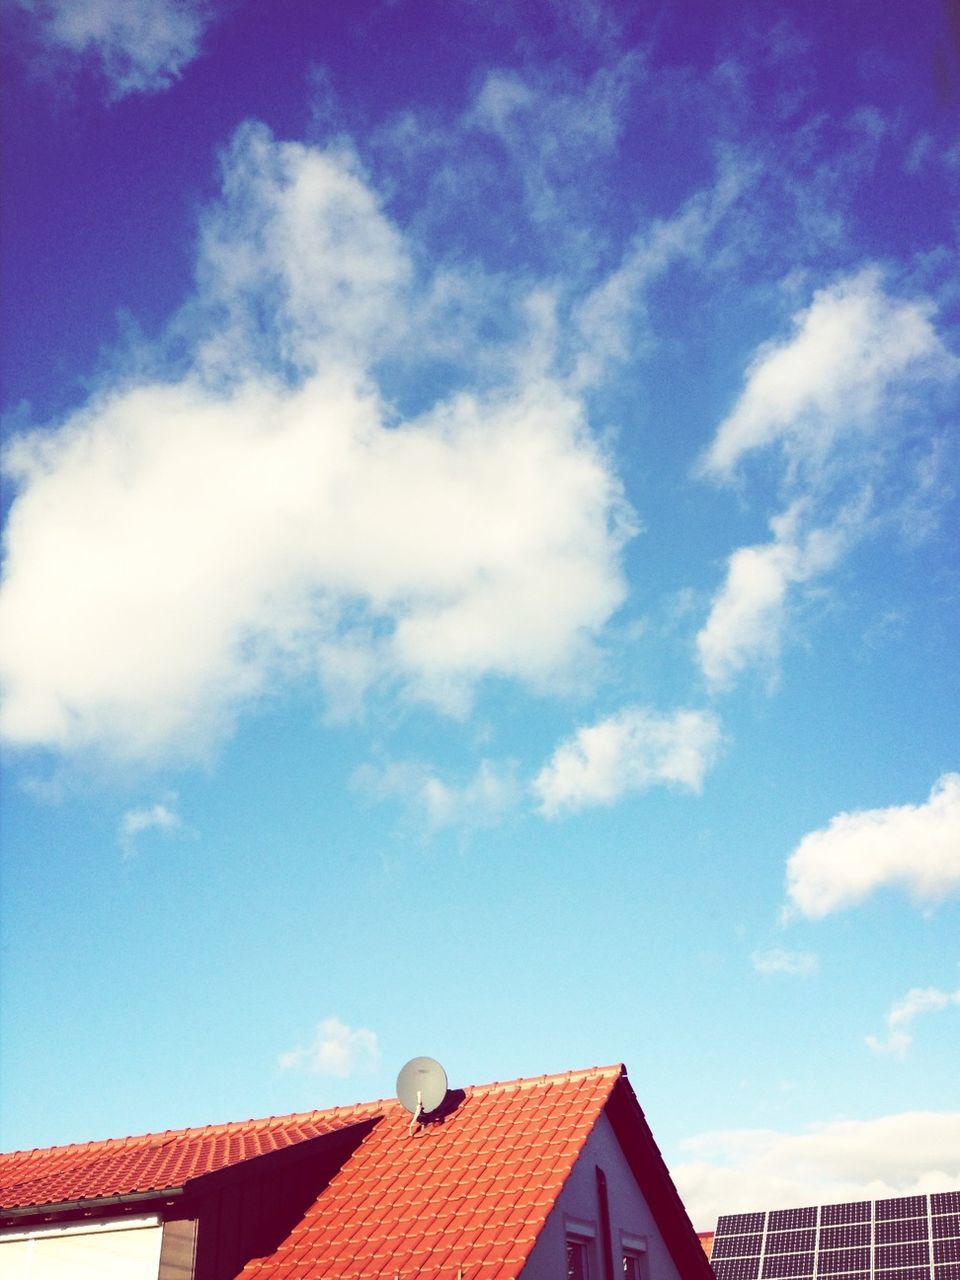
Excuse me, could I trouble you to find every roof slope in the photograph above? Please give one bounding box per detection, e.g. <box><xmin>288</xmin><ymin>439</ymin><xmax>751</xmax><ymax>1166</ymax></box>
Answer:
<box><xmin>0</xmin><ymin>1101</ymin><xmax>382</xmax><ymax>1210</ymax></box>
<box><xmin>239</xmin><ymin>1065</ymin><xmax>621</xmax><ymax>1280</ymax></box>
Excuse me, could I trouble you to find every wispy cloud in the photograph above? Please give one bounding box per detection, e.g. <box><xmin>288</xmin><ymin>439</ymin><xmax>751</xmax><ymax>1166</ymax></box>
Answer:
<box><xmin>278</xmin><ymin>1017</ymin><xmax>380</xmax><ymax>1078</ymax></box>
<box><xmin>354</xmin><ymin>759</ymin><xmax>522</xmax><ymax>833</ymax></box>
<box><xmin>784</xmin><ymin>773</ymin><xmax>960</xmax><ymax>918</ymax></box>
<box><xmin>866</xmin><ymin>986</ymin><xmax>960</xmax><ymax>1057</ymax></box>
<box><xmin>751</xmin><ymin>947</ymin><xmax>818</xmax><ymax>977</ymax></box>
<box><xmin>673</xmin><ymin>1111</ymin><xmax>960</xmax><ymax>1230</ymax></box>
<box><xmin>533</xmin><ymin>705</ymin><xmax>722</xmax><ymax>817</ymax></box>
<box><xmin>117</xmin><ymin>796</ymin><xmax>181</xmax><ymax>855</ymax></box>
<box><xmin>13</xmin><ymin>0</ymin><xmax>212</xmax><ymax>99</ymax></box>
<box><xmin>569</xmin><ymin>152</ymin><xmax>748</xmax><ymax>389</ymax></box>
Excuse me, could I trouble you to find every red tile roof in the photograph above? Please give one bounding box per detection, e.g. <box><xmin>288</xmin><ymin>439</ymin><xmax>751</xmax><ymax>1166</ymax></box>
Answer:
<box><xmin>239</xmin><ymin>1066</ymin><xmax>621</xmax><ymax>1280</ymax></box>
<box><xmin>0</xmin><ymin>1101</ymin><xmax>381</xmax><ymax>1211</ymax></box>
<box><xmin>1</xmin><ymin>1065</ymin><xmax>713</xmax><ymax>1280</ymax></box>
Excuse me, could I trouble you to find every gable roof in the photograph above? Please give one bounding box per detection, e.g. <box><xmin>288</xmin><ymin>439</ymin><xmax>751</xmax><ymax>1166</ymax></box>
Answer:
<box><xmin>240</xmin><ymin>1065</ymin><xmax>623</xmax><ymax>1280</ymax></box>
<box><xmin>1</xmin><ymin>1065</ymin><xmax>712</xmax><ymax>1280</ymax></box>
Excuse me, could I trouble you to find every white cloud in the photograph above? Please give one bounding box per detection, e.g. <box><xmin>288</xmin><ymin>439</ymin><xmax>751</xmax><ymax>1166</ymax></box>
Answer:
<box><xmin>866</xmin><ymin>986</ymin><xmax>960</xmax><ymax>1057</ymax></box>
<box><xmin>694</xmin><ymin>270</ymin><xmax>957</xmax><ymax>693</ymax></box>
<box><xmin>278</xmin><ymin>1017</ymin><xmax>380</xmax><ymax>1078</ymax></box>
<box><xmin>699</xmin><ymin>267</ymin><xmax>957</xmax><ymax>481</ymax></box>
<box><xmin>695</xmin><ymin>502</ymin><xmax>849</xmax><ymax>690</ymax></box>
<box><xmin>751</xmin><ymin>948</ymin><xmax>818</xmax><ymax>977</ymax></box>
<box><xmin>673</xmin><ymin>1111</ymin><xmax>960</xmax><ymax>1230</ymax></box>
<box><xmin>0</xmin><ymin>125</ymin><xmax>634</xmax><ymax>762</ymax></box>
<box><xmin>194</xmin><ymin>123</ymin><xmax>412</xmax><ymax>376</ymax></box>
<box><xmin>533</xmin><ymin>705</ymin><xmax>722</xmax><ymax>817</ymax></box>
<box><xmin>15</xmin><ymin>0</ymin><xmax>210</xmax><ymax>98</ymax></box>
<box><xmin>355</xmin><ymin>758</ymin><xmax>522</xmax><ymax>832</ymax></box>
<box><xmin>117</xmin><ymin>796</ymin><xmax>181</xmax><ymax>854</ymax></box>
<box><xmin>784</xmin><ymin>773</ymin><xmax>960</xmax><ymax>918</ymax></box>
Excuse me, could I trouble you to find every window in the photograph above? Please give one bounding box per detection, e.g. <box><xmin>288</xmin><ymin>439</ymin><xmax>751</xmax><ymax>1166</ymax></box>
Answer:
<box><xmin>621</xmin><ymin>1231</ymin><xmax>647</xmax><ymax>1280</ymax></box>
<box><xmin>622</xmin><ymin>1251</ymin><xmax>645</xmax><ymax>1280</ymax></box>
<box><xmin>566</xmin><ymin>1236</ymin><xmax>591</xmax><ymax>1280</ymax></box>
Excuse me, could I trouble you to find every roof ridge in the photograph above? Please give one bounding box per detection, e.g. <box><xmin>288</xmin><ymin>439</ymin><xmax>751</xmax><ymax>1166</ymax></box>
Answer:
<box><xmin>464</xmin><ymin>1063</ymin><xmax>624</xmax><ymax>1095</ymax></box>
<box><xmin>1</xmin><ymin>1100</ymin><xmax>387</xmax><ymax>1161</ymax></box>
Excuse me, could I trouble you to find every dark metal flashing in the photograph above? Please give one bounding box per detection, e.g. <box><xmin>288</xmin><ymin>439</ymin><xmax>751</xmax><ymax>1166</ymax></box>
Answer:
<box><xmin>0</xmin><ymin>1186</ymin><xmax>184</xmax><ymax>1226</ymax></box>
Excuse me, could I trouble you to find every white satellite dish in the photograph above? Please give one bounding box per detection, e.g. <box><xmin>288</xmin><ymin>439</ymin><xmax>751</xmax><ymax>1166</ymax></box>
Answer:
<box><xmin>396</xmin><ymin>1057</ymin><xmax>448</xmax><ymax>1132</ymax></box>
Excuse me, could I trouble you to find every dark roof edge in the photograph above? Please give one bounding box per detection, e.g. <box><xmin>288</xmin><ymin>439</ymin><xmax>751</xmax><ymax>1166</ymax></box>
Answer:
<box><xmin>604</xmin><ymin>1069</ymin><xmax>714</xmax><ymax>1279</ymax></box>
<box><xmin>0</xmin><ymin>1186</ymin><xmax>184</xmax><ymax>1222</ymax></box>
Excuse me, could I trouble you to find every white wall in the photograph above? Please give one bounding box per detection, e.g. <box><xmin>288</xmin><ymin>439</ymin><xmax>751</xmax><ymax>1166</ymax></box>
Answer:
<box><xmin>0</xmin><ymin>1217</ymin><xmax>163</xmax><ymax>1280</ymax></box>
<box><xmin>521</xmin><ymin>1113</ymin><xmax>683</xmax><ymax>1280</ymax></box>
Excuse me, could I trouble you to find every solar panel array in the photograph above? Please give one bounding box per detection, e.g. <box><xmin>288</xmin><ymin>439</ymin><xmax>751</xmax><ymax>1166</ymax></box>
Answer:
<box><xmin>711</xmin><ymin>1190</ymin><xmax>960</xmax><ymax>1280</ymax></box>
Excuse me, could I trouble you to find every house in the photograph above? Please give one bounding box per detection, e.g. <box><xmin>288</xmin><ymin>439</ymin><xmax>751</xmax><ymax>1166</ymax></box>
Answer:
<box><xmin>0</xmin><ymin>1063</ymin><xmax>713</xmax><ymax>1279</ymax></box>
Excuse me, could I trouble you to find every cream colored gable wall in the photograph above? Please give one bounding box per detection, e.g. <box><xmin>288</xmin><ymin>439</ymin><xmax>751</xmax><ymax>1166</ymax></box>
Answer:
<box><xmin>521</xmin><ymin>1112</ymin><xmax>683</xmax><ymax>1280</ymax></box>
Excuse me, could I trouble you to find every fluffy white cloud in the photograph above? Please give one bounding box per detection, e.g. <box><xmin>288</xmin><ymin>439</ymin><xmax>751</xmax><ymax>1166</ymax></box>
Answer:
<box><xmin>0</xmin><ymin>126</ymin><xmax>633</xmax><ymax>762</ymax></box>
<box><xmin>784</xmin><ymin>773</ymin><xmax>960</xmax><ymax>918</ymax></box>
<box><xmin>699</xmin><ymin>267</ymin><xmax>957</xmax><ymax>480</ymax></box>
<box><xmin>278</xmin><ymin>1017</ymin><xmax>380</xmax><ymax>1077</ymax></box>
<box><xmin>117</xmin><ymin>797</ymin><xmax>181</xmax><ymax>854</ymax></box>
<box><xmin>15</xmin><ymin>0</ymin><xmax>210</xmax><ymax>97</ymax></box>
<box><xmin>533</xmin><ymin>705</ymin><xmax>722</xmax><ymax>817</ymax></box>
<box><xmin>751</xmin><ymin>948</ymin><xmax>818</xmax><ymax>977</ymax></box>
<box><xmin>696</xmin><ymin>502</ymin><xmax>848</xmax><ymax>689</ymax></box>
<box><xmin>673</xmin><ymin>1111</ymin><xmax>960</xmax><ymax>1230</ymax></box>
<box><xmin>355</xmin><ymin>758</ymin><xmax>522</xmax><ymax>832</ymax></box>
<box><xmin>866</xmin><ymin>986</ymin><xmax>960</xmax><ymax>1057</ymax></box>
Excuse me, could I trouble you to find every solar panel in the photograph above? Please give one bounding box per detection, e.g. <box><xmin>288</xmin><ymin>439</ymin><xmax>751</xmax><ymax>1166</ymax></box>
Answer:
<box><xmin>710</xmin><ymin>1190</ymin><xmax>960</xmax><ymax>1280</ymax></box>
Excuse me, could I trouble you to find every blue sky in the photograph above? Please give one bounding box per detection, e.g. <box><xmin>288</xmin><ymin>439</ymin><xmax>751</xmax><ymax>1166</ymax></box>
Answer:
<box><xmin>2</xmin><ymin>0</ymin><xmax>959</xmax><ymax>1230</ymax></box>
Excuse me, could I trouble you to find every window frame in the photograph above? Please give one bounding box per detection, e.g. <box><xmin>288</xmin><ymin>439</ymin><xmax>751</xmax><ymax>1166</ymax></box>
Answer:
<box><xmin>565</xmin><ymin>1215</ymin><xmax>598</xmax><ymax>1280</ymax></box>
<box><xmin>620</xmin><ymin>1230</ymin><xmax>648</xmax><ymax>1280</ymax></box>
